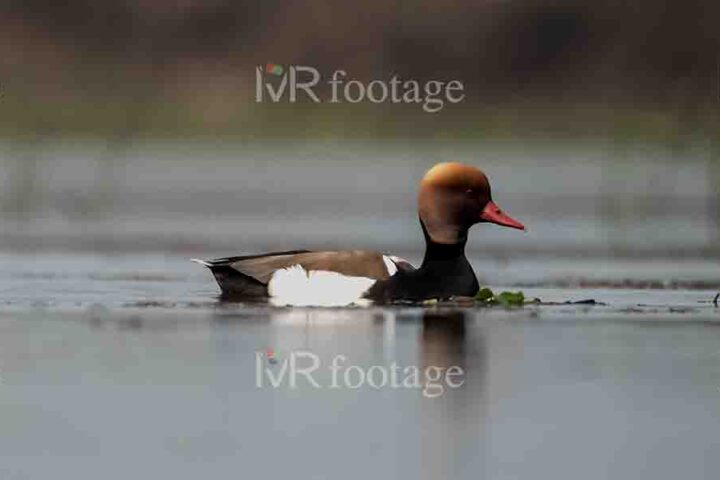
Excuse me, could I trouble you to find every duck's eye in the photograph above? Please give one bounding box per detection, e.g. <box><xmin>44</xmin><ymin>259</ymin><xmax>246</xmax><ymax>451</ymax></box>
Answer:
<box><xmin>465</xmin><ymin>188</ymin><xmax>474</xmax><ymax>195</ymax></box>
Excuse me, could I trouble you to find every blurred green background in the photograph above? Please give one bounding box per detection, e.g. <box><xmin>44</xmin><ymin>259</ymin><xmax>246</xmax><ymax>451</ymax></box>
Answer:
<box><xmin>1</xmin><ymin>0</ymin><xmax>718</xmax><ymax>142</ymax></box>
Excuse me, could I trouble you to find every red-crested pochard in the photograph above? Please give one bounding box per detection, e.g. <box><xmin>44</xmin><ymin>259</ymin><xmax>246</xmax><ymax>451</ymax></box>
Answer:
<box><xmin>192</xmin><ymin>162</ymin><xmax>525</xmax><ymax>305</ymax></box>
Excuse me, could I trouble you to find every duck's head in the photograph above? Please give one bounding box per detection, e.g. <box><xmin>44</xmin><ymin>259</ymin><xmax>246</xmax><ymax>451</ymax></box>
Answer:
<box><xmin>418</xmin><ymin>162</ymin><xmax>525</xmax><ymax>244</ymax></box>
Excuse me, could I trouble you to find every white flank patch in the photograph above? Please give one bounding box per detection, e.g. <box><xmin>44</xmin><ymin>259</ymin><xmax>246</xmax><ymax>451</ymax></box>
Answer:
<box><xmin>382</xmin><ymin>255</ymin><xmax>398</xmax><ymax>276</ymax></box>
<box><xmin>268</xmin><ymin>265</ymin><xmax>375</xmax><ymax>307</ymax></box>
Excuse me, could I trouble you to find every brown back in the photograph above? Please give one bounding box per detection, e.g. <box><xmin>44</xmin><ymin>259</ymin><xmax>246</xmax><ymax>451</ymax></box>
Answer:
<box><xmin>229</xmin><ymin>250</ymin><xmax>395</xmax><ymax>284</ymax></box>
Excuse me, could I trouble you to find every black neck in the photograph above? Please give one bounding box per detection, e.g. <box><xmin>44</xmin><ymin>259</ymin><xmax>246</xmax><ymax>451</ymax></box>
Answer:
<box><xmin>367</xmin><ymin>220</ymin><xmax>478</xmax><ymax>301</ymax></box>
<box><xmin>420</xmin><ymin>219</ymin><xmax>468</xmax><ymax>266</ymax></box>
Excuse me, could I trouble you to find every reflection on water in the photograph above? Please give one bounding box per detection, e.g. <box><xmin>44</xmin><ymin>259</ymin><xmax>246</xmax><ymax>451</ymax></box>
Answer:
<box><xmin>2</xmin><ymin>305</ymin><xmax>720</xmax><ymax>479</ymax></box>
<box><xmin>420</xmin><ymin>310</ymin><xmax>485</xmax><ymax>480</ymax></box>
<box><xmin>421</xmin><ymin>310</ymin><xmax>470</xmax><ymax>374</ymax></box>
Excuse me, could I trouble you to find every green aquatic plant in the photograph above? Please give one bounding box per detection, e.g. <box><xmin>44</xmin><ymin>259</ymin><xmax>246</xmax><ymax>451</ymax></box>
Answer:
<box><xmin>495</xmin><ymin>291</ymin><xmax>526</xmax><ymax>307</ymax></box>
<box><xmin>474</xmin><ymin>287</ymin><xmax>525</xmax><ymax>307</ymax></box>
<box><xmin>475</xmin><ymin>287</ymin><xmax>495</xmax><ymax>303</ymax></box>
<box><xmin>419</xmin><ymin>290</ymin><xmax>606</xmax><ymax>308</ymax></box>
<box><xmin>417</xmin><ymin>287</ymin><xmax>531</xmax><ymax>307</ymax></box>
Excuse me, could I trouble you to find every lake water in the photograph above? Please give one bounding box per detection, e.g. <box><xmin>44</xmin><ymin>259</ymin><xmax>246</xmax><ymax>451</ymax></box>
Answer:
<box><xmin>1</xmin><ymin>141</ymin><xmax>719</xmax><ymax>479</ymax></box>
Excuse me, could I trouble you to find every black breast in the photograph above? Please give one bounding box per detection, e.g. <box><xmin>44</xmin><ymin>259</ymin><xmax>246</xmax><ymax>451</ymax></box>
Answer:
<box><xmin>366</xmin><ymin>254</ymin><xmax>479</xmax><ymax>303</ymax></box>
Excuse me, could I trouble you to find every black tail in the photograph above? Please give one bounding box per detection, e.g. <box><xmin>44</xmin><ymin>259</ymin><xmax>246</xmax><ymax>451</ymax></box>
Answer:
<box><xmin>191</xmin><ymin>258</ymin><xmax>268</xmax><ymax>298</ymax></box>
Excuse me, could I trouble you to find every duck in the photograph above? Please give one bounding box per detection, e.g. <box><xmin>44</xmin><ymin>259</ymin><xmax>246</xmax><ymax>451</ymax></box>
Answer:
<box><xmin>192</xmin><ymin>162</ymin><xmax>525</xmax><ymax>306</ymax></box>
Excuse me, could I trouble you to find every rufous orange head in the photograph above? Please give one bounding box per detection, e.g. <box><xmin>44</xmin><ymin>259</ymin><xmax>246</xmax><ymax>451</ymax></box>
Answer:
<box><xmin>418</xmin><ymin>162</ymin><xmax>525</xmax><ymax>244</ymax></box>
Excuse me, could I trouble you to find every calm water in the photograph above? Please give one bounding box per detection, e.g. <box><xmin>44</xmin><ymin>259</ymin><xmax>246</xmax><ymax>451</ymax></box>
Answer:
<box><xmin>1</xmin><ymin>142</ymin><xmax>719</xmax><ymax>479</ymax></box>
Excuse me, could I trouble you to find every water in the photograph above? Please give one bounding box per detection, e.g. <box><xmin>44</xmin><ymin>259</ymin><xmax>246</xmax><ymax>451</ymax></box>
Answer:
<box><xmin>1</xmin><ymin>142</ymin><xmax>719</xmax><ymax>479</ymax></box>
<box><xmin>1</xmin><ymin>285</ymin><xmax>719</xmax><ymax>479</ymax></box>
<box><xmin>2</xmin><ymin>140</ymin><xmax>718</xmax><ymax>256</ymax></box>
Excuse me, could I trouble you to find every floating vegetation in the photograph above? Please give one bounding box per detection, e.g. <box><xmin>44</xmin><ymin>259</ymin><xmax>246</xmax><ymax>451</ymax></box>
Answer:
<box><xmin>420</xmin><ymin>288</ymin><xmax>606</xmax><ymax>308</ymax></box>
<box><xmin>474</xmin><ymin>287</ymin><xmax>526</xmax><ymax>307</ymax></box>
<box><xmin>419</xmin><ymin>288</ymin><xmax>526</xmax><ymax>307</ymax></box>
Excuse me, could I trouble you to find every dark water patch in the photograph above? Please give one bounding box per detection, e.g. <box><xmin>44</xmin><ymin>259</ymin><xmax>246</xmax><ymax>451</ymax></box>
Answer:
<box><xmin>534</xmin><ymin>298</ymin><xmax>607</xmax><ymax>306</ymax></box>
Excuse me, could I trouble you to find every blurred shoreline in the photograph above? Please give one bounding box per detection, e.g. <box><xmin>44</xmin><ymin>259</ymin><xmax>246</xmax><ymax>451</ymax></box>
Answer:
<box><xmin>1</xmin><ymin>100</ymin><xmax>718</xmax><ymax>146</ymax></box>
<box><xmin>2</xmin><ymin>1</ymin><xmax>718</xmax><ymax>143</ymax></box>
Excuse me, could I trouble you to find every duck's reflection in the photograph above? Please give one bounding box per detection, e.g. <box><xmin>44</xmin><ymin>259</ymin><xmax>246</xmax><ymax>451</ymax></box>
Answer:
<box><xmin>420</xmin><ymin>309</ymin><xmax>488</xmax><ymax>480</ymax></box>
<box><xmin>421</xmin><ymin>309</ymin><xmax>468</xmax><ymax>374</ymax></box>
<box><xmin>208</xmin><ymin>306</ymin><xmax>489</xmax><ymax>478</ymax></box>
